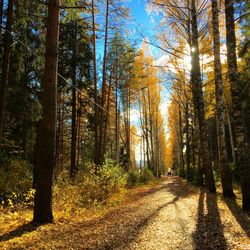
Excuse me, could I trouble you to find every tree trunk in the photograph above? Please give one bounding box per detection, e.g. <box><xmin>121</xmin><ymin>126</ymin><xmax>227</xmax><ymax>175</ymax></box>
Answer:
<box><xmin>179</xmin><ymin>104</ymin><xmax>185</xmax><ymax>177</ymax></box>
<box><xmin>0</xmin><ymin>0</ymin><xmax>4</xmax><ymax>41</ymax></box>
<box><xmin>76</xmin><ymin>94</ymin><xmax>81</xmax><ymax>167</ymax></box>
<box><xmin>33</xmin><ymin>0</ymin><xmax>59</xmax><ymax>224</ymax></box>
<box><xmin>99</xmin><ymin>0</ymin><xmax>109</xmax><ymax>164</ymax></box>
<box><xmin>185</xmin><ymin>102</ymin><xmax>191</xmax><ymax>180</ymax></box>
<box><xmin>55</xmin><ymin>91</ymin><xmax>63</xmax><ymax>179</ymax></box>
<box><xmin>70</xmin><ymin>21</ymin><xmax>78</xmax><ymax>178</ymax></box>
<box><xmin>225</xmin><ymin>0</ymin><xmax>250</xmax><ymax>210</ymax></box>
<box><xmin>115</xmin><ymin>62</ymin><xmax>120</xmax><ymax>165</ymax></box>
<box><xmin>91</xmin><ymin>0</ymin><xmax>99</xmax><ymax>166</ymax></box>
<box><xmin>191</xmin><ymin>0</ymin><xmax>216</xmax><ymax>192</ymax></box>
<box><xmin>102</xmin><ymin>73</ymin><xmax>112</xmax><ymax>156</ymax></box>
<box><xmin>0</xmin><ymin>0</ymin><xmax>14</xmax><ymax>140</ymax></box>
<box><xmin>211</xmin><ymin>0</ymin><xmax>235</xmax><ymax>197</ymax></box>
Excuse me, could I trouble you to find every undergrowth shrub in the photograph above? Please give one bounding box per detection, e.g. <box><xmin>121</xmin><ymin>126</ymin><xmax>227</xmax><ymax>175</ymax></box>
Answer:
<box><xmin>0</xmin><ymin>160</ymin><xmax>33</xmax><ymax>208</ymax></box>
<box><xmin>126</xmin><ymin>168</ymin><xmax>154</xmax><ymax>187</ymax></box>
<box><xmin>140</xmin><ymin>168</ymin><xmax>154</xmax><ymax>184</ymax></box>
<box><xmin>54</xmin><ymin>157</ymin><xmax>128</xmax><ymax>209</ymax></box>
<box><xmin>79</xmin><ymin>158</ymin><xmax>126</xmax><ymax>204</ymax></box>
<box><xmin>126</xmin><ymin>169</ymin><xmax>140</xmax><ymax>187</ymax></box>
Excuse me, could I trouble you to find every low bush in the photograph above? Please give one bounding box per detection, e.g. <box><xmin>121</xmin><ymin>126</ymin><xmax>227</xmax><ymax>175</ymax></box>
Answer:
<box><xmin>126</xmin><ymin>169</ymin><xmax>141</xmax><ymax>187</ymax></box>
<box><xmin>0</xmin><ymin>160</ymin><xmax>33</xmax><ymax>208</ymax></box>
<box><xmin>140</xmin><ymin>168</ymin><xmax>154</xmax><ymax>184</ymax></box>
<box><xmin>75</xmin><ymin>158</ymin><xmax>127</xmax><ymax>205</ymax></box>
<box><xmin>126</xmin><ymin>168</ymin><xmax>154</xmax><ymax>187</ymax></box>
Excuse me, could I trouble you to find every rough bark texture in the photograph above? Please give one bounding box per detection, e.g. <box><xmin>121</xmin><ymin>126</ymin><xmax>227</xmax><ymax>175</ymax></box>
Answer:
<box><xmin>225</xmin><ymin>0</ymin><xmax>250</xmax><ymax>210</ymax></box>
<box><xmin>191</xmin><ymin>0</ymin><xmax>216</xmax><ymax>193</ymax></box>
<box><xmin>33</xmin><ymin>0</ymin><xmax>60</xmax><ymax>224</ymax></box>
<box><xmin>211</xmin><ymin>0</ymin><xmax>235</xmax><ymax>197</ymax></box>
<box><xmin>0</xmin><ymin>0</ymin><xmax>14</xmax><ymax>139</ymax></box>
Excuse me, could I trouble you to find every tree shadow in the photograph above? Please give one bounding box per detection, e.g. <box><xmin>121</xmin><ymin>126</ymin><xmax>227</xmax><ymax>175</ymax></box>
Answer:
<box><xmin>193</xmin><ymin>191</ymin><xmax>228</xmax><ymax>250</ymax></box>
<box><xmin>62</xmin><ymin>178</ymin><xmax>192</xmax><ymax>249</ymax></box>
<box><xmin>0</xmin><ymin>222</ymin><xmax>38</xmax><ymax>243</ymax></box>
<box><xmin>224</xmin><ymin>198</ymin><xmax>250</xmax><ymax>237</ymax></box>
<box><xmin>100</xmin><ymin>196</ymin><xmax>180</xmax><ymax>249</ymax></box>
<box><xmin>0</xmin><ymin>178</ymin><xmax>196</xmax><ymax>249</ymax></box>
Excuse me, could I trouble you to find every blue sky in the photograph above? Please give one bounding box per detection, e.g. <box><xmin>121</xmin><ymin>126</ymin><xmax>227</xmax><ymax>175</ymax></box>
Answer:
<box><xmin>123</xmin><ymin>0</ymin><xmax>170</xmax><ymax>125</ymax></box>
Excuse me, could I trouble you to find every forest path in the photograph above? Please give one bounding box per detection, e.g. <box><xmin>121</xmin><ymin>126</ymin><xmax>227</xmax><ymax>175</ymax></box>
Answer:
<box><xmin>1</xmin><ymin>177</ymin><xmax>250</xmax><ymax>250</ymax></box>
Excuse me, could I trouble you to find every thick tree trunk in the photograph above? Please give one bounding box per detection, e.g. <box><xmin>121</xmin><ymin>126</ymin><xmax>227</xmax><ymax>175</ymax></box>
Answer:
<box><xmin>191</xmin><ymin>0</ymin><xmax>216</xmax><ymax>192</ymax></box>
<box><xmin>211</xmin><ymin>0</ymin><xmax>235</xmax><ymax>197</ymax></box>
<box><xmin>33</xmin><ymin>0</ymin><xmax>59</xmax><ymax>224</ymax></box>
<box><xmin>0</xmin><ymin>0</ymin><xmax>14</xmax><ymax>140</ymax></box>
<box><xmin>225</xmin><ymin>0</ymin><xmax>250</xmax><ymax>210</ymax></box>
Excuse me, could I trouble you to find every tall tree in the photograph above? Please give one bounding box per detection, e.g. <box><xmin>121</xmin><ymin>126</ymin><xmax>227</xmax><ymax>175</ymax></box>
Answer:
<box><xmin>0</xmin><ymin>0</ymin><xmax>3</xmax><ymax>38</ymax></box>
<box><xmin>33</xmin><ymin>0</ymin><xmax>60</xmax><ymax>223</ymax></box>
<box><xmin>0</xmin><ymin>0</ymin><xmax>14</xmax><ymax>140</ymax></box>
<box><xmin>70</xmin><ymin>21</ymin><xmax>78</xmax><ymax>178</ymax></box>
<box><xmin>225</xmin><ymin>0</ymin><xmax>250</xmax><ymax>209</ymax></box>
<box><xmin>98</xmin><ymin>0</ymin><xmax>110</xmax><ymax>165</ymax></box>
<box><xmin>91</xmin><ymin>0</ymin><xmax>99</xmax><ymax>166</ymax></box>
<box><xmin>191</xmin><ymin>0</ymin><xmax>216</xmax><ymax>192</ymax></box>
<box><xmin>211</xmin><ymin>0</ymin><xmax>235</xmax><ymax>197</ymax></box>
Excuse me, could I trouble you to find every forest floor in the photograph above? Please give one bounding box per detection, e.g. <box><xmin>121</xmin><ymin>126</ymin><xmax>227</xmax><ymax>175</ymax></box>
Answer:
<box><xmin>0</xmin><ymin>177</ymin><xmax>250</xmax><ymax>250</ymax></box>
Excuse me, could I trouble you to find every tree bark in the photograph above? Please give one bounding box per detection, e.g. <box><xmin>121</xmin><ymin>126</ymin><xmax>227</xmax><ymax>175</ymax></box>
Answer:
<box><xmin>0</xmin><ymin>0</ymin><xmax>14</xmax><ymax>140</ymax></box>
<box><xmin>185</xmin><ymin>102</ymin><xmax>191</xmax><ymax>180</ymax></box>
<box><xmin>98</xmin><ymin>0</ymin><xmax>109</xmax><ymax>164</ymax></box>
<box><xmin>179</xmin><ymin>104</ymin><xmax>185</xmax><ymax>178</ymax></box>
<box><xmin>91</xmin><ymin>0</ymin><xmax>99</xmax><ymax>166</ymax></box>
<box><xmin>33</xmin><ymin>0</ymin><xmax>59</xmax><ymax>224</ymax></box>
<box><xmin>102</xmin><ymin>73</ymin><xmax>112</xmax><ymax>156</ymax></box>
<box><xmin>211</xmin><ymin>0</ymin><xmax>235</xmax><ymax>197</ymax></box>
<box><xmin>225</xmin><ymin>0</ymin><xmax>250</xmax><ymax>209</ymax></box>
<box><xmin>0</xmin><ymin>0</ymin><xmax>4</xmax><ymax>39</ymax></box>
<box><xmin>70</xmin><ymin>21</ymin><xmax>78</xmax><ymax>179</ymax></box>
<box><xmin>191</xmin><ymin>0</ymin><xmax>216</xmax><ymax>192</ymax></box>
<box><xmin>115</xmin><ymin>61</ymin><xmax>120</xmax><ymax>165</ymax></box>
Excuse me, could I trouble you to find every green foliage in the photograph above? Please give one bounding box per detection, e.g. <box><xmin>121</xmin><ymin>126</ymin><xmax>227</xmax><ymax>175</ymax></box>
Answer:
<box><xmin>76</xmin><ymin>158</ymin><xmax>127</xmax><ymax>205</ymax></box>
<box><xmin>126</xmin><ymin>169</ymin><xmax>141</xmax><ymax>187</ymax></box>
<box><xmin>0</xmin><ymin>160</ymin><xmax>32</xmax><ymax>194</ymax></box>
<box><xmin>126</xmin><ymin>168</ymin><xmax>154</xmax><ymax>187</ymax></box>
<box><xmin>0</xmin><ymin>160</ymin><xmax>33</xmax><ymax>208</ymax></box>
<box><xmin>140</xmin><ymin>168</ymin><xmax>154</xmax><ymax>184</ymax></box>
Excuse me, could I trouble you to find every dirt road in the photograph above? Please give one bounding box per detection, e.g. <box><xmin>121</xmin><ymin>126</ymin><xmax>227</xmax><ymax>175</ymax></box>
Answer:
<box><xmin>0</xmin><ymin>177</ymin><xmax>249</xmax><ymax>250</ymax></box>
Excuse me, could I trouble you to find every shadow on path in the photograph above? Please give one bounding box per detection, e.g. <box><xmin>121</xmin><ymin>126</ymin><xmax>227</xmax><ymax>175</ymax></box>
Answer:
<box><xmin>224</xmin><ymin>198</ymin><xmax>250</xmax><ymax>237</ymax></box>
<box><xmin>0</xmin><ymin>222</ymin><xmax>38</xmax><ymax>243</ymax></box>
<box><xmin>0</xmin><ymin>178</ymin><xmax>197</xmax><ymax>249</ymax></box>
<box><xmin>193</xmin><ymin>191</ymin><xmax>228</xmax><ymax>250</ymax></box>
